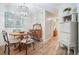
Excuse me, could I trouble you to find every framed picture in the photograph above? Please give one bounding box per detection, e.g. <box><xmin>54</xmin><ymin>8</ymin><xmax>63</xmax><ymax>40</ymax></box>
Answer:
<box><xmin>5</xmin><ymin>11</ymin><xmax>23</xmax><ymax>28</ymax></box>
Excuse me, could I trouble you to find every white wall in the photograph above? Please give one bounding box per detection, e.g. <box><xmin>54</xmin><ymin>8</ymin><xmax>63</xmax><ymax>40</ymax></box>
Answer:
<box><xmin>0</xmin><ymin>4</ymin><xmax>6</xmax><ymax>46</ymax></box>
<box><xmin>33</xmin><ymin>9</ymin><xmax>45</xmax><ymax>41</ymax></box>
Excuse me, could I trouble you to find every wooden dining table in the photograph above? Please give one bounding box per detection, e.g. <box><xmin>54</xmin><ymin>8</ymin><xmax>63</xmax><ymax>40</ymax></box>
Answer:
<box><xmin>9</xmin><ymin>32</ymin><xmax>27</xmax><ymax>40</ymax></box>
<box><xmin>9</xmin><ymin>32</ymin><xmax>27</xmax><ymax>52</ymax></box>
<box><xmin>9</xmin><ymin>32</ymin><xmax>35</xmax><ymax>54</ymax></box>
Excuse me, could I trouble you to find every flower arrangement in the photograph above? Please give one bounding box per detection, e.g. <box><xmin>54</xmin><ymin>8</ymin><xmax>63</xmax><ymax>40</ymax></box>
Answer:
<box><xmin>63</xmin><ymin>7</ymin><xmax>71</xmax><ymax>12</ymax></box>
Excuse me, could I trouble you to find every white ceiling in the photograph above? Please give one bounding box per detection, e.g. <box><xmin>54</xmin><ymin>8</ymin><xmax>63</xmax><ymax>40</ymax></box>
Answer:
<box><xmin>22</xmin><ymin>3</ymin><xmax>61</xmax><ymax>16</ymax></box>
<box><xmin>31</xmin><ymin>3</ymin><xmax>77</xmax><ymax>15</ymax></box>
<box><xmin>28</xmin><ymin>3</ymin><xmax>60</xmax><ymax>12</ymax></box>
<box><xmin>1</xmin><ymin>3</ymin><xmax>77</xmax><ymax>14</ymax></box>
<box><xmin>24</xmin><ymin>3</ymin><xmax>60</xmax><ymax>15</ymax></box>
<box><xmin>3</xmin><ymin>3</ymin><xmax>60</xmax><ymax>13</ymax></box>
<box><xmin>3</xmin><ymin>3</ymin><xmax>76</xmax><ymax>16</ymax></box>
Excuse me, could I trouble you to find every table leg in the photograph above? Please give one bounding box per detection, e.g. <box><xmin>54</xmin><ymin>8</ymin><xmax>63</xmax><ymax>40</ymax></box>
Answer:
<box><xmin>19</xmin><ymin>42</ymin><xmax>21</xmax><ymax>52</ymax></box>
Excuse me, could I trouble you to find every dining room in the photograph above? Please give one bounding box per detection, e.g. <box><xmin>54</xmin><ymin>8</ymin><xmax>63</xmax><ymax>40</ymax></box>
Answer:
<box><xmin>0</xmin><ymin>3</ymin><xmax>43</xmax><ymax>55</ymax></box>
<box><xmin>0</xmin><ymin>3</ymin><xmax>59</xmax><ymax>55</ymax></box>
<box><xmin>0</xmin><ymin>3</ymin><xmax>72</xmax><ymax>55</ymax></box>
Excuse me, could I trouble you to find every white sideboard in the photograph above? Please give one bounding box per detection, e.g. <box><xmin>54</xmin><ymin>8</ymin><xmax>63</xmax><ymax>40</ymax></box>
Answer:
<box><xmin>59</xmin><ymin>12</ymin><xmax>78</xmax><ymax>55</ymax></box>
<box><xmin>59</xmin><ymin>21</ymin><xmax>77</xmax><ymax>54</ymax></box>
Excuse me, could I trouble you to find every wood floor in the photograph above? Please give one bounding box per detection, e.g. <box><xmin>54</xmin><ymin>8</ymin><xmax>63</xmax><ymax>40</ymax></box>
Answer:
<box><xmin>0</xmin><ymin>36</ymin><xmax>66</xmax><ymax>55</ymax></box>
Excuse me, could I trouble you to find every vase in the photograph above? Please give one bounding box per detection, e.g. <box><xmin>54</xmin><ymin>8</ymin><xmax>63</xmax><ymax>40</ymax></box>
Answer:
<box><xmin>64</xmin><ymin>11</ymin><xmax>71</xmax><ymax>16</ymax></box>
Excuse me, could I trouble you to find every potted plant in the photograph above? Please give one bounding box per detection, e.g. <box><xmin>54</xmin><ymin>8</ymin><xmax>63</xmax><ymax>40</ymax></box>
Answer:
<box><xmin>63</xmin><ymin>7</ymin><xmax>72</xmax><ymax>16</ymax></box>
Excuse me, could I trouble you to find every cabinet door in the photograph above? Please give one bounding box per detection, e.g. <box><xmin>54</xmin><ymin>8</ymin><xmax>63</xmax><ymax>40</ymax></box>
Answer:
<box><xmin>60</xmin><ymin>22</ymin><xmax>71</xmax><ymax>33</ymax></box>
<box><xmin>59</xmin><ymin>32</ymin><xmax>69</xmax><ymax>46</ymax></box>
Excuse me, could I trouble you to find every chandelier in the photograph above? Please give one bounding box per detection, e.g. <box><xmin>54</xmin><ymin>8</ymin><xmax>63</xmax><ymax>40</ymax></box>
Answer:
<box><xmin>17</xmin><ymin>3</ymin><xmax>29</xmax><ymax>17</ymax></box>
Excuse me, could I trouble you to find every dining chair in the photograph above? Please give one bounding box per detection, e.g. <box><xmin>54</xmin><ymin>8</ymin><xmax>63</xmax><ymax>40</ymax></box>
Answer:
<box><xmin>32</xmin><ymin>24</ymin><xmax>42</xmax><ymax>41</ymax></box>
<box><xmin>2</xmin><ymin>30</ymin><xmax>20</xmax><ymax>55</ymax></box>
<box><xmin>20</xmin><ymin>34</ymin><xmax>35</xmax><ymax>55</ymax></box>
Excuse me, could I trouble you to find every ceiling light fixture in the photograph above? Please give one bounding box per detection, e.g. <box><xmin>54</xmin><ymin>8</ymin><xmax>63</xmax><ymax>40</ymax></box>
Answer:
<box><xmin>17</xmin><ymin>3</ymin><xmax>29</xmax><ymax>17</ymax></box>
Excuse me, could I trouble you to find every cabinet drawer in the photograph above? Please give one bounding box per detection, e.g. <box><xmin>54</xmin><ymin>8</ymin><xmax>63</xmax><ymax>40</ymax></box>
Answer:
<box><xmin>60</xmin><ymin>32</ymin><xmax>70</xmax><ymax>39</ymax></box>
<box><xmin>59</xmin><ymin>32</ymin><xmax>70</xmax><ymax>46</ymax></box>
<box><xmin>60</xmin><ymin>23</ymin><xmax>71</xmax><ymax>32</ymax></box>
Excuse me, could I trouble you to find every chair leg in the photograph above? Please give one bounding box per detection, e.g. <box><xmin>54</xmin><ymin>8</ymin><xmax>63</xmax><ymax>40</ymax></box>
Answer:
<box><xmin>65</xmin><ymin>47</ymin><xmax>68</xmax><ymax>55</ymax></box>
<box><xmin>4</xmin><ymin>45</ymin><xmax>7</xmax><ymax>53</ymax></box>
<box><xmin>8</xmin><ymin>45</ymin><xmax>10</xmax><ymax>55</ymax></box>
<box><xmin>32</xmin><ymin>42</ymin><xmax>35</xmax><ymax>50</ymax></box>
<box><xmin>25</xmin><ymin>44</ymin><xmax>27</xmax><ymax>55</ymax></box>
